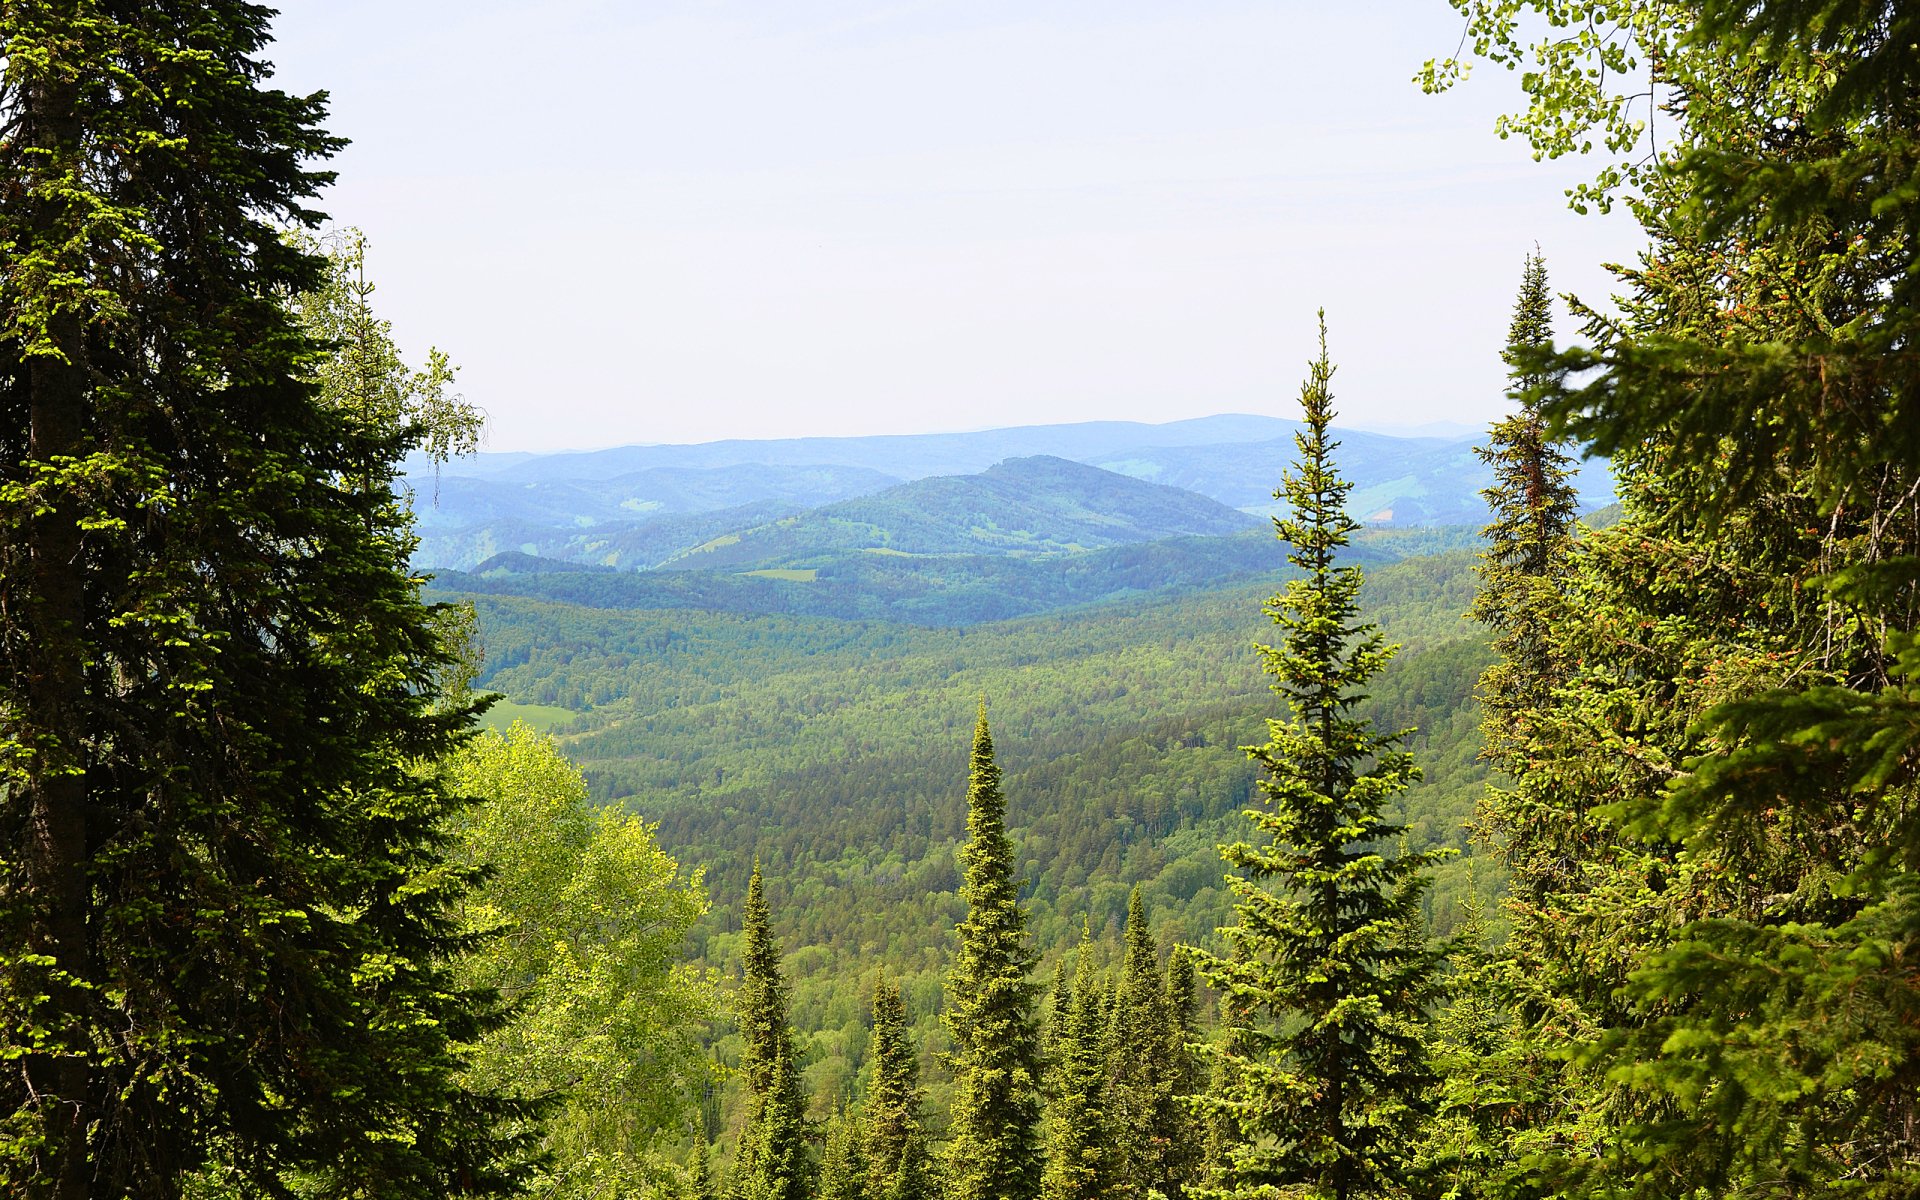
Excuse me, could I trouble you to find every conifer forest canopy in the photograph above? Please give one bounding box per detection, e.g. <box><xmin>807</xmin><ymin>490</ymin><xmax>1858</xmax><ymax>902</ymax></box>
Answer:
<box><xmin>1</xmin><ymin>2</ymin><xmax>1917</xmax><ymax>1199</ymax></box>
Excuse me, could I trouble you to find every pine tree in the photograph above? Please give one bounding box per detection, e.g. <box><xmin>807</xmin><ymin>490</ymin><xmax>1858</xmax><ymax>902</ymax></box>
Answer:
<box><xmin>1039</xmin><ymin>929</ymin><xmax>1112</xmax><ymax>1200</ymax></box>
<box><xmin>1194</xmin><ymin>315</ymin><xmax>1450</xmax><ymax>1200</ymax></box>
<box><xmin>729</xmin><ymin>865</ymin><xmax>814</xmax><ymax>1200</ymax></box>
<box><xmin>943</xmin><ymin>706</ymin><xmax>1044</xmax><ymax>1200</ymax></box>
<box><xmin>1106</xmin><ymin>888</ymin><xmax>1186</xmax><ymax>1199</ymax></box>
<box><xmin>865</xmin><ymin>973</ymin><xmax>934</xmax><ymax>1200</ymax></box>
<box><xmin>0</xmin><ymin>6</ymin><xmax>526</xmax><ymax>1196</ymax></box>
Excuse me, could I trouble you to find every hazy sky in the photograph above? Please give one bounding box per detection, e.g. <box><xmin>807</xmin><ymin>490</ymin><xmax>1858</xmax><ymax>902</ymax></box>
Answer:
<box><xmin>268</xmin><ymin>1</ymin><xmax>1645</xmax><ymax>454</ymax></box>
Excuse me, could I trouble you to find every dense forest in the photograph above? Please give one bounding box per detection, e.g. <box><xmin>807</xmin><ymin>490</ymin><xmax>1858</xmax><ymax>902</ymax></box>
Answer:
<box><xmin>3</xmin><ymin>2</ymin><xmax>1918</xmax><ymax>1200</ymax></box>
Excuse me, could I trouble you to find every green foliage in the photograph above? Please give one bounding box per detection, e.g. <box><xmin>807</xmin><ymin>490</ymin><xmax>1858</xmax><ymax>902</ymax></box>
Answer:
<box><xmin>1195</xmin><ymin>317</ymin><xmax>1449</xmax><ymax>1200</ymax></box>
<box><xmin>290</xmin><ymin>228</ymin><xmax>482</xmax><ymax>481</ymax></box>
<box><xmin>819</xmin><ymin>1106</ymin><xmax>869</xmax><ymax>1200</ymax></box>
<box><xmin>0</xmin><ymin>8</ymin><xmax>526</xmax><ymax>1195</ymax></box>
<box><xmin>434</xmin><ymin>553</ymin><xmax>1494</xmax><ymax>1116</ymax></box>
<box><xmin>1449</xmin><ymin>3</ymin><xmax>1920</xmax><ymax>1194</ymax></box>
<box><xmin>943</xmin><ymin>710</ymin><xmax>1045</xmax><ymax>1200</ymax></box>
<box><xmin>442</xmin><ymin>724</ymin><xmax>718</xmax><ymax>1197</ymax></box>
<box><xmin>1040</xmin><ymin>931</ymin><xmax>1114</xmax><ymax>1200</ymax></box>
<box><xmin>864</xmin><ymin>975</ymin><xmax>936</xmax><ymax>1200</ymax></box>
<box><xmin>728</xmin><ymin>866</ymin><xmax>815</xmax><ymax>1200</ymax></box>
<box><xmin>1106</xmin><ymin>889</ymin><xmax>1192</xmax><ymax>1199</ymax></box>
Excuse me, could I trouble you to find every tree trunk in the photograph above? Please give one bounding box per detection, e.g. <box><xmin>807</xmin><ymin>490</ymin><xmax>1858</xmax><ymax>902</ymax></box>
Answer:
<box><xmin>20</xmin><ymin>68</ymin><xmax>95</xmax><ymax>1200</ymax></box>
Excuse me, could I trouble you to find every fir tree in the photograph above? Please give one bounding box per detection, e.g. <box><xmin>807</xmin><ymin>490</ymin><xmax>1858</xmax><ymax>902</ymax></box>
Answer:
<box><xmin>729</xmin><ymin>865</ymin><xmax>814</xmax><ymax>1200</ymax></box>
<box><xmin>0</xmin><ymin>6</ymin><xmax>526</xmax><ymax>1196</ymax></box>
<box><xmin>865</xmin><ymin>974</ymin><xmax>934</xmax><ymax>1200</ymax></box>
<box><xmin>1040</xmin><ymin>928</ymin><xmax>1112</xmax><ymax>1200</ymax></box>
<box><xmin>943</xmin><ymin>706</ymin><xmax>1044</xmax><ymax>1200</ymax></box>
<box><xmin>1194</xmin><ymin>315</ymin><xmax>1450</xmax><ymax>1200</ymax></box>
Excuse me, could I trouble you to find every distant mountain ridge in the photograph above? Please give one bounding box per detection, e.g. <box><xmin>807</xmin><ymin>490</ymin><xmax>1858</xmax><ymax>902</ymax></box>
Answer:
<box><xmin>407</xmin><ymin>413</ymin><xmax>1611</xmax><ymax>574</ymax></box>
<box><xmin>655</xmin><ymin>456</ymin><xmax>1262</xmax><ymax>571</ymax></box>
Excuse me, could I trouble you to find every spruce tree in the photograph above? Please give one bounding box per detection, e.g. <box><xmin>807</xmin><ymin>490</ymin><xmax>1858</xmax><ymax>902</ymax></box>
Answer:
<box><xmin>864</xmin><ymin>973</ymin><xmax>934</xmax><ymax>1200</ymax></box>
<box><xmin>1106</xmin><ymin>887</ymin><xmax>1185</xmax><ymax>1199</ymax></box>
<box><xmin>1470</xmin><ymin>248</ymin><xmax>1580</xmax><ymax>907</ymax></box>
<box><xmin>819</xmin><ymin>1105</ymin><xmax>870</xmax><ymax>1200</ymax></box>
<box><xmin>1418</xmin><ymin>883</ymin><xmax>1515</xmax><ymax>1200</ymax></box>
<box><xmin>1194</xmin><ymin>316</ymin><xmax>1449</xmax><ymax>1200</ymax></box>
<box><xmin>1162</xmin><ymin>944</ymin><xmax>1207</xmax><ymax>1196</ymax></box>
<box><xmin>0</xmin><ymin>6</ymin><xmax>525</xmax><ymax>1196</ymax></box>
<box><xmin>1039</xmin><ymin>929</ymin><xmax>1112</xmax><ymax>1200</ymax></box>
<box><xmin>729</xmin><ymin>865</ymin><xmax>814</xmax><ymax>1200</ymax></box>
<box><xmin>942</xmin><ymin>706</ymin><xmax>1044</xmax><ymax>1200</ymax></box>
<box><xmin>690</xmin><ymin>1136</ymin><xmax>718</xmax><ymax>1200</ymax></box>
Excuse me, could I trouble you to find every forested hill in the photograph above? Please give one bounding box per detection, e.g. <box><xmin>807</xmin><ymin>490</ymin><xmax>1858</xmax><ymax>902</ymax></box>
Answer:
<box><xmin>410</xmin><ymin>414</ymin><xmax>1614</xmax><ymax>571</ymax></box>
<box><xmin>433</xmin><ymin>545</ymin><xmax>1494</xmax><ymax>1113</ymax></box>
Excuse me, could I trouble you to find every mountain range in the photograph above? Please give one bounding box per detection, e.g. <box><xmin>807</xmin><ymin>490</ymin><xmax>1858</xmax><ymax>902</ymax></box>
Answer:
<box><xmin>409</xmin><ymin>415</ymin><xmax>1611</xmax><ymax>620</ymax></box>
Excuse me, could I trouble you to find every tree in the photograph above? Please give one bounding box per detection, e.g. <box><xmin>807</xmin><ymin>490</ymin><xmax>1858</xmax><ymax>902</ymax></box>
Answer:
<box><xmin>1162</xmin><ymin>943</ymin><xmax>1208</xmax><ymax>1194</ymax></box>
<box><xmin>1418</xmin><ymin>881</ymin><xmax>1516</xmax><ymax>1200</ymax></box>
<box><xmin>864</xmin><ymin>974</ymin><xmax>934</xmax><ymax>1200</ymax></box>
<box><xmin>729</xmin><ymin>865</ymin><xmax>814</xmax><ymax>1200</ymax></box>
<box><xmin>0</xmin><ymin>6</ymin><xmax>526</xmax><ymax>1196</ymax></box>
<box><xmin>943</xmin><ymin>706</ymin><xmax>1045</xmax><ymax>1200</ymax></box>
<box><xmin>1106</xmin><ymin>888</ymin><xmax>1187</xmax><ymax>1199</ymax></box>
<box><xmin>1194</xmin><ymin>316</ymin><xmax>1450</xmax><ymax>1200</ymax></box>
<box><xmin>819</xmin><ymin>1105</ymin><xmax>869</xmax><ymax>1200</ymax></box>
<box><xmin>1470</xmin><ymin>249</ymin><xmax>1579</xmax><ymax>806</ymax></box>
<box><xmin>1040</xmin><ymin>928</ymin><xmax>1113</xmax><ymax>1200</ymax></box>
<box><xmin>1441</xmin><ymin>3</ymin><xmax>1920</xmax><ymax>1193</ymax></box>
<box><xmin>440</xmin><ymin>724</ymin><xmax>718</xmax><ymax>1197</ymax></box>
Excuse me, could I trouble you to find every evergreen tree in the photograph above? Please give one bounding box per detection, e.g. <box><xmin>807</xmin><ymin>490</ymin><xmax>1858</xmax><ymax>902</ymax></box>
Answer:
<box><xmin>1470</xmin><ymin>248</ymin><xmax>1580</xmax><ymax>907</ymax></box>
<box><xmin>1194</xmin><ymin>316</ymin><xmax>1450</xmax><ymax>1200</ymax></box>
<box><xmin>820</xmin><ymin>1105</ymin><xmax>870</xmax><ymax>1200</ymax></box>
<box><xmin>729</xmin><ymin>865</ymin><xmax>814</xmax><ymax>1200</ymax></box>
<box><xmin>0</xmin><ymin>6</ymin><xmax>526</xmax><ymax>1196</ymax></box>
<box><xmin>1106</xmin><ymin>888</ymin><xmax>1186</xmax><ymax>1199</ymax></box>
<box><xmin>943</xmin><ymin>706</ymin><xmax>1044</xmax><ymax>1200</ymax></box>
<box><xmin>1457</xmin><ymin>250</ymin><xmax>1587</xmax><ymax>1198</ymax></box>
<box><xmin>864</xmin><ymin>974</ymin><xmax>934</xmax><ymax>1200</ymax></box>
<box><xmin>1162</xmin><ymin>944</ymin><xmax>1208</xmax><ymax>1194</ymax></box>
<box><xmin>1418</xmin><ymin>882</ymin><xmax>1515</xmax><ymax>1200</ymax></box>
<box><xmin>690</xmin><ymin>1136</ymin><xmax>717</xmax><ymax>1200</ymax></box>
<box><xmin>1444</xmin><ymin>5</ymin><xmax>1920</xmax><ymax>1193</ymax></box>
<box><xmin>1040</xmin><ymin>929</ymin><xmax>1112</xmax><ymax>1200</ymax></box>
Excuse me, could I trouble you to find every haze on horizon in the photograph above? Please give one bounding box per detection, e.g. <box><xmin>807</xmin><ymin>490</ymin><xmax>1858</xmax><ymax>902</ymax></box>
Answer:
<box><xmin>271</xmin><ymin>1</ymin><xmax>1646</xmax><ymax>455</ymax></box>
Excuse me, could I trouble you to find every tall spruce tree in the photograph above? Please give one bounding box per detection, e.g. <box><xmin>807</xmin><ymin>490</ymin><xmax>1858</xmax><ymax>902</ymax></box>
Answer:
<box><xmin>729</xmin><ymin>865</ymin><xmax>814</xmax><ymax>1200</ymax></box>
<box><xmin>0</xmin><ymin>6</ymin><xmax>526</xmax><ymax>1197</ymax></box>
<box><xmin>1162</xmin><ymin>943</ymin><xmax>1208</xmax><ymax>1193</ymax></box>
<box><xmin>1194</xmin><ymin>316</ymin><xmax>1449</xmax><ymax>1200</ymax></box>
<box><xmin>943</xmin><ymin>706</ymin><xmax>1044</xmax><ymax>1200</ymax></box>
<box><xmin>1106</xmin><ymin>888</ymin><xmax>1187</xmax><ymax>1199</ymax></box>
<box><xmin>1453</xmin><ymin>250</ymin><xmax>1586</xmax><ymax>1197</ymax></box>
<box><xmin>1472</xmin><ymin>250</ymin><xmax>1578</xmax><ymax>770</ymax></box>
<box><xmin>1039</xmin><ymin>927</ymin><xmax>1112</xmax><ymax>1200</ymax></box>
<box><xmin>864</xmin><ymin>973</ymin><xmax>934</xmax><ymax>1200</ymax></box>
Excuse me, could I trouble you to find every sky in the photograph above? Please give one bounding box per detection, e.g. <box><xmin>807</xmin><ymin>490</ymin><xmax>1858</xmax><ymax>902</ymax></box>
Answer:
<box><xmin>268</xmin><ymin>1</ymin><xmax>1648</xmax><ymax>454</ymax></box>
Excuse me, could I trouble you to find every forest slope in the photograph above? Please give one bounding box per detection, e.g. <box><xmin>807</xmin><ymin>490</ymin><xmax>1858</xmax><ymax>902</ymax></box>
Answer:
<box><xmin>437</xmin><ymin>545</ymin><xmax>1493</xmax><ymax>1113</ymax></box>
